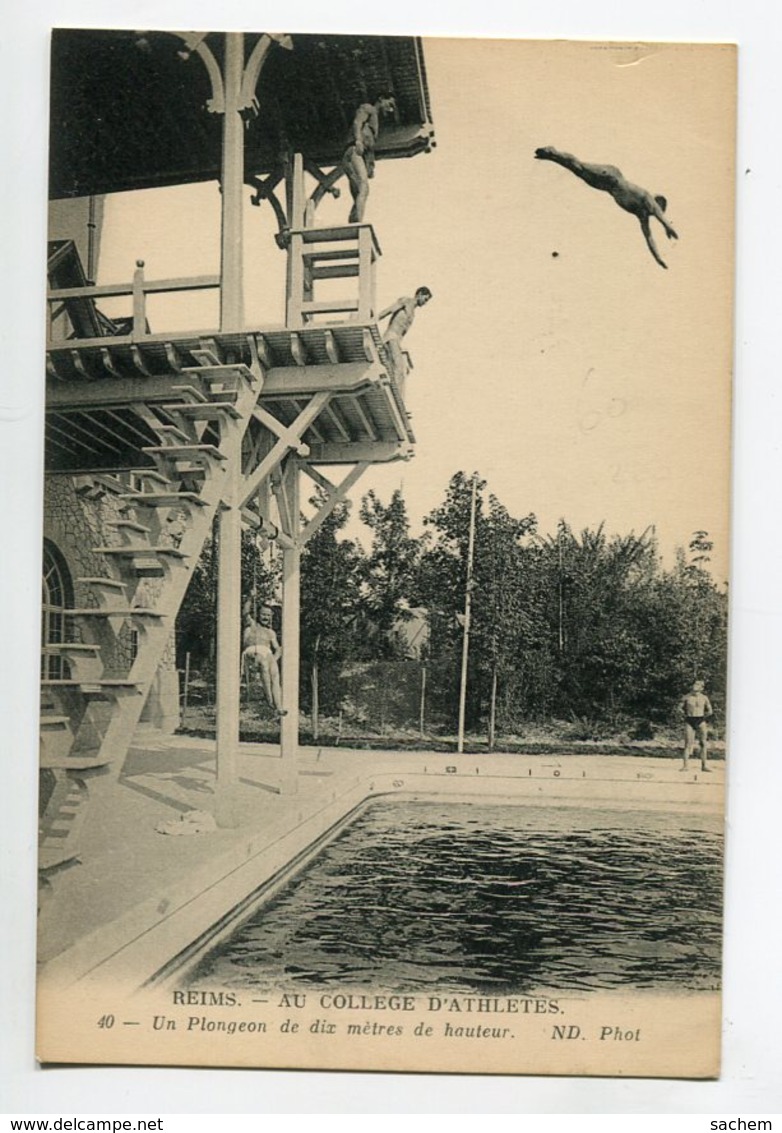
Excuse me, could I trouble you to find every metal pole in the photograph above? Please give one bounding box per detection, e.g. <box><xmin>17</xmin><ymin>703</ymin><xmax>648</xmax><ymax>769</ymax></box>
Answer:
<box><xmin>558</xmin><ymin>519</ymin><xmax>565</xmax><ymax>655</ymax></box>
<box><xmin>457</xmin><ymin>474</ymin><xmax>477</xmax><ymax>753</ymax></box>
<box><xmin>419</xmin><ymin>663</ymin><xmax>427</xmax><ymax>739</ymax></box>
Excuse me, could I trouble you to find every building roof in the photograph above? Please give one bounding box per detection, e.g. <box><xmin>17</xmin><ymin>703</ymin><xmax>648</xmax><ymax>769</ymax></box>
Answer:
<box><xmin>50</xmin><ymin>29</ymin><xmax>435</xmax><ymax>199</ymax></box>
<box><xmin>48</xmin><ymin>240</ymin><xmax>132</xmax><ymax>338</ymax></box>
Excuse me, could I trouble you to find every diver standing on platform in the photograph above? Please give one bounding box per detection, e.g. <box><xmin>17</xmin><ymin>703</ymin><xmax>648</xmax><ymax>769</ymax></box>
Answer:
<box><xmin>379</xmin><ymin>287</ymin><xmax>432</xmax><ymax>375</ymax></box>
<box><xmin>343</xmin><ymin>93</ymin><xmax>397</xmax><ymax>223</ymax></box>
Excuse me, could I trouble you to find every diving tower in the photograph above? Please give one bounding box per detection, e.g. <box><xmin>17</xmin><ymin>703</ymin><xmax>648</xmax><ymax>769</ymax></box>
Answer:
<box><xmin>40</xmin><ymin>29</ymin><xmax>434</xmax><ymax>873</ymax></box>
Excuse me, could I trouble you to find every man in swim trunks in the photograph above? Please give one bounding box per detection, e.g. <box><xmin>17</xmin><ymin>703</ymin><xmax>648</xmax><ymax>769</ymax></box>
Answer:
<box><xmin>379</xmin><ymin>287</ymin><xmax>432</xmax><ymax>376</ymax></box>
<box><xmin>679</xmin><ymin>679</ymin><xmax>713</xmax><ymax>771</ymax></box>
<box><xmin>242</xmin><ymin>606</ymin><xmax>286</xmax><ymax>717</ymax></box>
<box><xmin>343</xmin><ymin>93</ymin><xmax>397</xmax><ymax>223</ymax></box>
<box><xmin>534</xmin><ymin>145</ymin><xmax>679</xmax><ymax>269</ymax></box>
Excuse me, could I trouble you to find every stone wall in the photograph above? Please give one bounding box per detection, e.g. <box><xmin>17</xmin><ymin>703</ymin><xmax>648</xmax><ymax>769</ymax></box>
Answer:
<box><xmin>44</xmin><ymin>472</ymin><xmax>179</xmax><ymax>732</ymax></box>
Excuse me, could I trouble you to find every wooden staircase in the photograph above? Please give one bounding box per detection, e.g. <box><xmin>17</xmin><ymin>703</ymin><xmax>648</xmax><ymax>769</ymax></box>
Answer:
<box><xmin>38</xmin><ymin>355</ymin><xmax>262</xmax><ymax>872</ymax></box>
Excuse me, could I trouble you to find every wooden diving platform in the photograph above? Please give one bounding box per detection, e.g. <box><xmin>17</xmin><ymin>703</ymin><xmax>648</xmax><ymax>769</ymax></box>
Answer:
<box><xmin>46</xmin><ymin>322</ymin><xmax>414</xmax><ymax>470</ymax></box>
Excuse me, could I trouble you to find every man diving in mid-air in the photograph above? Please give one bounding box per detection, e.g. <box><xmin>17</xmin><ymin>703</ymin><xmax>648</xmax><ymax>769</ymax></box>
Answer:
<box><xmin>534</xmin><ymin>146</ymin><xmax>679</xmax><ymax>269</ymax></box>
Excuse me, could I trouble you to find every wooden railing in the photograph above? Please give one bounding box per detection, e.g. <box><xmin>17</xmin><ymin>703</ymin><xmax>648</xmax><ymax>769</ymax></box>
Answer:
<box><xmin>47</xmin><ymin>261</ymin><xmax>221</xmax><ymax>347</ymax></box>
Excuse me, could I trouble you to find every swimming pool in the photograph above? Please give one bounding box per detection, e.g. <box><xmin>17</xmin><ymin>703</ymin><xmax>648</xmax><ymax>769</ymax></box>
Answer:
<box><xmin>184</xmin><ymin>799</ymin><xmax>723</xmax><ymax>995</ymax></box>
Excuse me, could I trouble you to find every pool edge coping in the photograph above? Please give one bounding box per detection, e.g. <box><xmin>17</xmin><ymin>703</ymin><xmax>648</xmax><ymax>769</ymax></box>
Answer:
<box><xmin>38</xmin><ymin>767</ymin><xmax>725</xmax><ymax>996</ymax></box>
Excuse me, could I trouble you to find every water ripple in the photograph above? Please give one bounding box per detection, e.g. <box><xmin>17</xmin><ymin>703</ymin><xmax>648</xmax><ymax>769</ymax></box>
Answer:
<box><xmin>187</xmin><ymin>801</ymin><xmax>723</xmax><ymax>995</ymax></box>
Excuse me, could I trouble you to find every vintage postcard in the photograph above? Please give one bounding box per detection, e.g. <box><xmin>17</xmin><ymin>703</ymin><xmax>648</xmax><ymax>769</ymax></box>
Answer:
<box><xmin>37</xmin><ymin>31</ymin><xmax>735</xmax><ymax>1077</ymax></box>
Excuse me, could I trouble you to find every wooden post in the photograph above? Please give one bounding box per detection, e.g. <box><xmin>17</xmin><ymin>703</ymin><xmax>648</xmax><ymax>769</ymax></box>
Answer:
<box><xmin>213</xmin><ymin>23</ymin><xmax>259</xmax><ymax>804</ymax></box>
<box><xmin>220</xmin><ymin>32</ymin><xmax>245</xmax><ymax>332</ymax></box>
<box><xmin>183</xmin><ymin>651</ymin><xmax>191</xmax><ymax>716</ymax></box>
<box><xmin>311</xmin><ymin>656</ymin><xmax>319</xmax><ymax>740</ymax></box>
<box><xmin>369</xmin><ymin>232</ymin><xmax>378</xmax><ymax>320</ymax></box>
<box><xmin>357</xmin><ymin>226</ymin><xmax>373</xmax><ymax>322</ymax></box>
<box><xmin>215</xmin><ymin>507</ymin><xmax>241</xmax><ymax>823</ymax></box>
<box><xmin>290</xmin><ymin>152</ymin><xmax>306</xmax><ymax>230</ymax></box>
<box><xmin>215</xmin><ymin>431</ymin><xmax>242</xmax><ymax>825</ymax></box>
<box><xmin>285</xmin><ymin>154</ymin><xmax>307</xmax><ymax>328</ymax></box>
<box><xmin>132</xmin><ymin>260</ymin><xmax>146</xmax><ymax>339</ymax></box>
<box><xmin>279</xmin><ymin>457</ymin><xmax>300</xmax><ymax>792</ymax></box>
<box><xmin>87</xmin><ymin>195</ymin><xmax>98</xmax><ymax>284</ymax></box>
<box><xmin>286</xmin><ymin>233</ymin><xmax>304</xmax><ymax>328</ymax></box>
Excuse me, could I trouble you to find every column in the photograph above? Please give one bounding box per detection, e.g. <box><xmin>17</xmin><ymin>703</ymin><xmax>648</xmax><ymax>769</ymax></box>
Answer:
<box><xmin>214</xmin><ymin>30</ymin><xmax>246</xmax><ymax>823</ymax></box>
<box><xmin>279</xmin><ymin>457</ymin><xmax>300</xmax><ymax>793</ymax></box>
<box><xmin>220</xmin><ymin>31</ymin><xmax>245</xmax><ymax>332</ymax></box>
<box><xmin>215</xmin><ymin>445</ymin><xmax>242</xmax><ymax>826</ymax></box>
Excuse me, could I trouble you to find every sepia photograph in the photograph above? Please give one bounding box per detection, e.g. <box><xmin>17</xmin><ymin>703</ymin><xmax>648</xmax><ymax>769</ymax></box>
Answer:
<box><xmin>5</xmin><ymin>2</ymin><xmax>781</xmax><ymax>1115</ymax></box>
<box><xmin>32</xmin><ymin>29</ymin><xmax>737</xmax><ymax>1079</ymax></box>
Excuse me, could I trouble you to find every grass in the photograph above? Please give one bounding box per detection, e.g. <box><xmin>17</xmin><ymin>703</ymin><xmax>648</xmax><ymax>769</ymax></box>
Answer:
<box><xmin>177</xmin><ymin>703</ymin><xmax>726</xmax><ymax>759</ymax></box>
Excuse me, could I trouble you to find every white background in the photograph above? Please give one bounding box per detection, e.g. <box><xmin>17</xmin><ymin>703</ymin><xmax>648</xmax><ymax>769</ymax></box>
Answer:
<box><xmin>2</xmin><ymin>0</ymin><xmax>781</xmax><ymax>1118</ymax></box>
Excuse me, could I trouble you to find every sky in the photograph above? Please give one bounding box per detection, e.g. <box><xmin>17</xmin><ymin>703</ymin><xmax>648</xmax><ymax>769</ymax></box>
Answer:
<box><xmin>93</xmin><ymin>37</ymin><xmax>735</xmax><ymax>582</ymax></box>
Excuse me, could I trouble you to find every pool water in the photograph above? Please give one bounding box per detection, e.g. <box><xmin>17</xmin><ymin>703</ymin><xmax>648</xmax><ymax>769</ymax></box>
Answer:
<box><xmin>186</xmin><ymin>801</ymin><xmax>723</xmax><ymax>995</ymax></box>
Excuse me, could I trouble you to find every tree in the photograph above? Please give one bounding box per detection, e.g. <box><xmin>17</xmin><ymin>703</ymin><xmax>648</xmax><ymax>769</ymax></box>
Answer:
<box><xmin>417</xmin><ymin>472</ymin><xmax>536</xmax><ymax>733</ymax></box>
<box><xmin>416</xmin><ymin>473</ymin><xmax>483</xmax><ymax>728</ymax></box>
<box><xmin>651</xmin><ymin>532</ymin><xmax>728</xmax><ymax>714</ymax></box>
<box><xmin>358</xmin><ymin>488</ymin><xmax>421</xmax><ymax>657</ymax></box>
<box><xmin>520</xmin><ymin>524</ymin><xmax>728</xmax><ymax>729</ymax></box>
<box><xmin>473</xmin><ymin>494</ymin><xmax>537</xmax><ymax>745</ymax></box>
<box><xmin>300</xmin><ymin>494</ymin><xmax>365</xmax><ymax>735</ymax></box>
<box><xmin>544</xmin><ymin>522</ymin><xmax>657</xmax><ymax>723</ymax></box>
<box><xmin>176</xmin><ymin>520</ymin><xmax>277</xmax><ymax>674</ymax></box>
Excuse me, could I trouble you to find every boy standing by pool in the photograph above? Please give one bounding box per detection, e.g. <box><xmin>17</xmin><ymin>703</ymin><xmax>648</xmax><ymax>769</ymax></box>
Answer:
<box><xmin>679</xmin><ymin>679</ymin><xmax>713</xmax><ymax>771</ymax></box>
